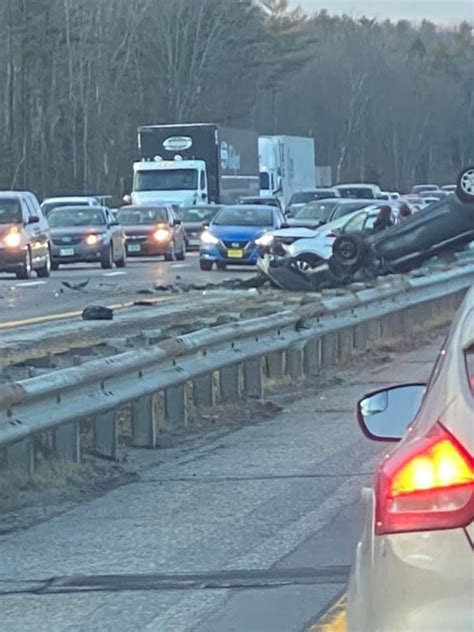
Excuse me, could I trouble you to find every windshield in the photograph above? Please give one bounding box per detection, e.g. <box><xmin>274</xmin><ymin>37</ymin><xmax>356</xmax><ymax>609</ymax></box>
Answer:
<box><xmin>134</xmin><ymin>169</ymin><xmax>198</xmax><ymax>192</ymax></box>
<box><xmin>42</xmin><ymin>201</ymin><xmax>91</xmax><ymax>216</ymax></box>
<box><xmin>294</xmin><ymin>200</ymin><xmax>338</xmax><ymax>222</ymax></box>
<box><xmin>332</xmin><ymin>201</ymin><xmax>372</xmax><ymax>219</ymax></box>
<box><xmin>260</xmin><ymin>173</ymin><xmax>270</xmax><ymax>190</ymax></box>
<box><xmin>337</xmin><ymin>187</ymin><xmax>375</xmax><ymax>199</ymax></box>
<box><xmin>48</xmin><ymin>208</ymin><xmax>106</xmax><ymax>227</ymax></box>
<box><xmin>214</xmin><ymin>207</ymin><xmax>274</xmax><ymax>227</ymax></box>
<box><xmin>182</xmin><ymin>207</ymin><xmax>219</xmax><ymax>222</ymax></box>
<box><xmin>289</xmin><ymin>192</ymin><xmax>321</xmax><ymax>205</ymax></box>
<box><xmin>117</xmin><ymin>207</ymin><xmax>168</xmax><ymax>226</ymax></box>
<box><xmin>0</xmin><ymin>199</ymin><xmax>22</xmax><ymax>224</ymax></box>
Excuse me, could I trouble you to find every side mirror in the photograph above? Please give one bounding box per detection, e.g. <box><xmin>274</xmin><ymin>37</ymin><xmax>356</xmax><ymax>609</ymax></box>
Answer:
<box><xmin>123</xmin><ymin>194</ymin><xmax>132</xmax><ymax>204</ymax></box>
<box><xmin>174</xmin><ymin>218</ymin><xmax>182</xmax><ymax>225</ymax></box>
<box><xmin>202</xmin><ymin>221</ymin><xmax>209</xmax><ymax>229</ymax></box>
<box><xmin>357</xmin><ymin>384</ymin><xmax>426</xmax><ymax>442</ymax></box>
<box><xmin>28</xmin><ymin>215</ymin><xmax>40</xmax><ymax>224</ymax></box>
<box><xmin>285</xmin><ymin>211</ymin><xmax>293</xmax><ymax>218</ymax></box>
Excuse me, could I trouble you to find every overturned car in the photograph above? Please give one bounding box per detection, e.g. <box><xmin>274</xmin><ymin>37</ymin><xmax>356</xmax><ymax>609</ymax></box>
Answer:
<box><xmin>259</xmin><ymin>166</ymin><xmax>474</xmax><ymax>291</ymax></box>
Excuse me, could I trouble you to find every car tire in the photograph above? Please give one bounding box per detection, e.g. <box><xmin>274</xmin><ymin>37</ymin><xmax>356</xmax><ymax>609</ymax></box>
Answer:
<box><xmin>456</xmin><ymin>166</ymin><xmax>474</xmax><ymax>203</ymax></box>
<box><xmin>101</xmin><ymin>244</ymin><xmax>114</xmax><ymax>269</ymax></box>
<box><xmin>332</xmin><ymin>233</ymin><xmax>368</xmax><ymax>268</ymax></box>
<box><xmin>116</xmin><ymin>245</ymin><xmax>127</xmax><ymax>268</ymax></box>
<box><xmin>36</xmin><ymin>247</ymin><xmax>52</xmax><ymax>278</ymax></box>
<box><xmin>291</xmin><ymin>253</ymin><xmax>322</xmax><ymax>273</ymax></box>
<box><xmin>51</xmin><ymin>262</ymin><xmax>60</xmax><ymax>271</ymax></box>
<box><xmin>164</xmin><ymin>242</ymin><xmax>176</xmax><ymax>262</ymax></box>
<box><xmin>327</xmin><ymin>256</ymin><xmax>353</xmax><ymax>284</ymax></box>
<box><xmin>216</xmin><ymin>262</ymin><xmax>227</xmax><ymax>271</ymax></box>
<box><xmin>16</xmin><ymin>248</ymin><xmax>32</xmax><ymax>280</ymax></box>
<box><xmin>200</xmin><ymin>260</ymin><xmax>213</xmax><ymax>271</ymax></box>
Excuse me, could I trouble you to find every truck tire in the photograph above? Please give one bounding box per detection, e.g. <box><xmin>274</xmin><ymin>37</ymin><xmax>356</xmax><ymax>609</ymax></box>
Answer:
<box><xmin>456</xmin><ymin>166</ymin><xmax>474</xmax><ymax>203</ymax></box>
<box><xmin>332</xmin><ymin>233</ymin><xmax>368</xmax><ymax>268</ymax></box>
<box><xmin>200</xmin><ymin>260</ymin><xmax>213</xmax><ymax>271</ymax></box>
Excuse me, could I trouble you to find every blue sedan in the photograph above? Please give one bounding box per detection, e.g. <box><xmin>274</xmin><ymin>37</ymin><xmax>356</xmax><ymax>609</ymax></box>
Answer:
<box><xmin>199</xmin><ymin>205</ymin><xmax>284</xmax><ymax>270</ymax></box>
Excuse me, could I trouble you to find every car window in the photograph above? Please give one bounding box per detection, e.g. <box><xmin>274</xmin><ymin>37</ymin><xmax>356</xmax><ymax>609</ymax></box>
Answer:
<box><xmin>0</xmin><ymin>199</ymin><xmax>22</xmax><ymax>224</ymax></box>
<box><xmin>48</xmin><ymin>208</ymin><xmax>106</xmax><ymax>227</ymax></box>
<box><xmin>116</xmin><ymin>207</ymin><xmax>168</xmax><ymax>225</ymax></box>
<box><xmin>343</xmin><ymin>212</ymin><xmax>367</xmax><ymax>232</ymax></box>
<box><xmin>200</xmin><ymin>171</ymin><xmax>206</xmax><ymax>190</ymax></box>
<box><xmin>465</xmin><ymin>345</ymin><xmax>474</xmax><ymax>394</ymax></box>
<box><xmin>214</xmin><ymin>207</ymin><xmax>274</xmax><ymax>226</ymax></box>
<box><xmin>182</xmin><ymin>207</ymin><xmax>219</xmax><ymax>222</ymax></box>
<box><xmin>332</xmin><ymin>202</ymin><xmax>372</xmax><ymax>219</ymax></box>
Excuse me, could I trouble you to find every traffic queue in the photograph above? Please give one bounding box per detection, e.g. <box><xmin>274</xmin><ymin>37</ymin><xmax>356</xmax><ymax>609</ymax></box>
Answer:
<box><xmin>0</xmin><ymin>167</ymin><xmax>472</xmax><ymax>282</ymax></box>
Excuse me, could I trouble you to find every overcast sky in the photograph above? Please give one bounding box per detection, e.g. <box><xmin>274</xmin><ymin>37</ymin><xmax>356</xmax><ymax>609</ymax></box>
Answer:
<box><xmin>291</xmin><ymin>1</ymin><xmax>473</xmax><ymax>24</ymax></box>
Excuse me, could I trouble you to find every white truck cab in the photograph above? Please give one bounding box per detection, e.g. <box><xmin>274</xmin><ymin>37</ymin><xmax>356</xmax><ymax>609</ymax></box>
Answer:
<box><xmin>131</xmin><ymin>156</ymin><xmax>208</xmax><ymax>207</ymax></box>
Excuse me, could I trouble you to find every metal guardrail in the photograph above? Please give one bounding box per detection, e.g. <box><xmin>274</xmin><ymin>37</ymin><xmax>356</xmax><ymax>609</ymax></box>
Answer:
<box><xmin>0</xmin><ymin>262</ymin><xmax>473</xmax><ymax>474</ymax></box>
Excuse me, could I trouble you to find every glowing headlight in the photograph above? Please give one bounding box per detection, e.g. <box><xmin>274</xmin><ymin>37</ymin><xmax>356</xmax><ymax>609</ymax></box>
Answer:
<box><xmin>3</xmin><ymin>230</ymin><xmax>21</xmax><ymax>248</ymax></box>
<box><xmin>85</xmin><ymin>234</ymin><xmax>100</xmax><ymax>246</ymax></box>
<box><xmin>255</xmin><ymin>233</ymin><xmax>274</xmax><ymax>247</ymax></box>
<box><xmin>154</xmin><ymin>228</ymin><xmax>171</xmax><ymax>242</ymax></box>
<box><xmin>201</xmin><ymin>230</ymin><xmax>219</xmax><ymax>245</ymax></box>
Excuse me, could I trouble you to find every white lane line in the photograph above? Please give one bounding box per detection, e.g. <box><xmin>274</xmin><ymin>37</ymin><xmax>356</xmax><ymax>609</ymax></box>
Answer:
<box><xmin>103</xmin><ymin>271</ymin><xmax>127</xmax><ymax>277</ymax></box>
<box><xmin>170</xmin><ymin>263</ymin><xmax>190</xmax><ymax>268</ymax></box>
<box><xmin>14</xmin><ymin>281</ymin><xmax>47</xmax><ymax>288</ymax></box>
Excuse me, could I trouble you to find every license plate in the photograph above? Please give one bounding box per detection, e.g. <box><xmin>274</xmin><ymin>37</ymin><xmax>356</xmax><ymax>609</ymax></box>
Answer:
<box><xmin>227</xmin><ymin>249</ymin><xmax>243</xmax><ymax>259</ymax></box>
<box><xmin>59</xmin><ymin>247</ymin><xmax>74</xmax><ymax>256</ymax></box>
<box><xmin>128</xmin><ymin>244</ymin><xmax>141</xmax><ymax>253</ymax></box>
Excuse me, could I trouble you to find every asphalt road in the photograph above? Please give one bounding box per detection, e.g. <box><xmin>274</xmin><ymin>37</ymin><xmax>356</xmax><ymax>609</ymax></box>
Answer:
<box><xmin>0</xmin><ymin>254</ymin><xmax>255</xmax><ymax>327</ymax></box>
<box><xmin>0</xmin><ymin>338</ymin><xmax>440</xmax><ymax>631</ymax></box>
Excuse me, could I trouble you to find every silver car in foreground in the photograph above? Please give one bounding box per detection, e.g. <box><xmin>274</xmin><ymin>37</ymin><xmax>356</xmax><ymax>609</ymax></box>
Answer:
<box><xmin>348</xmin><ymin>287</ymin><xmax>473</xmax><ymax>631</ymax></box>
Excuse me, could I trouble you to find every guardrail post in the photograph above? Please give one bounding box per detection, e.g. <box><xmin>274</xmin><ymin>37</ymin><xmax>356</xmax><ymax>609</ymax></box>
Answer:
<box><xmin>6</xmin><ymin>438</ymin><xmax>34</xmax><ymax>476</ymax></box>
<box><xmin>220</xmin><ymin>364</ymin><xmax>241</xmax><ymax>402</ymax></box>
<box><xmin>244</xmin><ymin>358</ymin><xmax>265</xmax><ymax>399</ymax></box>
<box><xmin>354</xmin><ymin>322</ymin><xmax>368</xmax><ymax>351</ymax></box>
<box><xmin>193</xmin><ymin>373</ymin><xmax>216</xmax><ymax>408</ymax></box>
<box><xmin>321</xmin><ymin>332</ymin><xmax>338</xmax><ymax>368</ymax></box>
<box><xmin>243</xmin><ymin>359</ymin><xmax>264</xmax><ymax>398</ymax></box>
<box><xmin>286</xmin><ymin>343</ymin><xmax>305</xmax><ymax>381</ymax></box>
<box><xmin>131</xmin><ymin>395</ymin><xmax>158</xmax><ymax>448</ymax></box>
<box><xmin>266</xmin><ymin>351</ymin><xmax>285</xmax><ymax>380</ymax></box>
<box><xmin>337</xmin><ymin>327</ymin><xmax>354</xmax><ymax>362</ymax></box>
<box><xmin>304</xmin><ymin>337</ymin><xmax>321</xmax><ymax>376</ymax></box>
<box><xmin>93</xmin><ymin>410</ymin><xmax>118</xmax><ymax>460</ymax></box>
<box><xmin>165</xmin><ymin>385</ymin><xmax>187</xmax><ymax>427</ymax></box>
<box><xmin>54</xmin><ymin>422</ymin><xmax>80</xmax><ymax>463</ymax></box>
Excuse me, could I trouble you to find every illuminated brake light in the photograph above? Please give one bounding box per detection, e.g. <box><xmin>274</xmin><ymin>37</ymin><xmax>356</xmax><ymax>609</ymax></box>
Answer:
<box><xmin>375</xmin><ymin>423</ymin><xmax>474</xmax><ymax>535</ymax></box>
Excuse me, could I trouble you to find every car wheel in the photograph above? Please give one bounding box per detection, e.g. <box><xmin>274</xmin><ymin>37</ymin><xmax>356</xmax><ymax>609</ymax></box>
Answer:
<box><xmin>456</xmin><ymin>165</ymin><xmax>474</xmax><ymax>203</ymax></box>
<box><xmin>164</xmin><ymin>242</ymin><xmax>176</xmax><ymax>262</ymax></box>
<box><xmin>332</xmin><ymin>233</ymin><xmax>367</xmax><ymax>268</ymax></box>
<box><xmin>51</xmin><ymin>262</ymin><xmax>60</xmax><ymax>271</ymax></box>
<box><xmin>200</xmin><ymin>260</ymin><xmax>213</xmax><ymax>271</ymax></box>
<box><xmin>116</xmin><ymin>245</ymin><xmax>127</xmax><ymax>268</ymax></box>
<box><xmin>216</xmin><ymin>261</ymin><xmax>227</xmax><ymax>271</ymax></box>
<box><xmin>16</xmin><ymin>248</ymin><xmax>32</xmax><ymax>280</ymax></box>
<box><xmin>36</xmin><ymin>247</ymin><xmax>52</xmax><ymax>278</ymax></box>
<box><xmin>101</xmin><ymin>244</ymin><xmax>114</xmax><ymax>269</ymax></box>
<box><xmin>327</xmin><ymin>256</ymin><xmax>353</xmax><ymax>284</ymax></box>
<box><xmin>292</xmin><ymin>253</ymin><xmax>322</xmax><ymax>273</ymax></box>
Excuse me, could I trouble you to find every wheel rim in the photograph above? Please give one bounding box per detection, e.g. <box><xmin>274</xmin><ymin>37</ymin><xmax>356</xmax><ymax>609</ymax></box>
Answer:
<box><xmin>460</xmin><ymin>169</ymin><xmax>474</xmax><ymax>195</ymax></box>
<box><xmin>295</xmin><ymin>258</ymin><xmax>312</xmax><ymax>272</ymax></box>
<box><xmin>45</xmin><ymin>250</ymin><xmax>51</xmax><ymax>273</ymax></box>
<box><xmin>25</xmin><ymin>250</ymin><xmax>32</xmax><ymax>274</ymax></box>
<box><xmin>338</xmin><ymin>240</ymin><xmax>357</xmax><ymax>261</ymax></box>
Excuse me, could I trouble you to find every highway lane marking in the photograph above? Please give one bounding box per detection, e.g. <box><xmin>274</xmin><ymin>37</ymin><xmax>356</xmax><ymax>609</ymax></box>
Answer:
<box><xmin>14</xmin><ymin>281</ymin><xmax>47</xmax><ymax>288</ymax></box>
<box><xmin>171</xmin><ymin>263</ymin><xmax>190</xmax><ymax>268</ymax></box>
<box><xmin>308</xmin><ymin>594</ymin><xmax>347</xmax><ymax>631</ymax></box>
<box><xmin>103</xmin><ymin>271</ymin><xmax>127</xmax><ymax>277</ymax></box>
<box><xmin>0</xmin><ymin>296</ymin><xmax>175</xmax><ymax>330</ymax></box>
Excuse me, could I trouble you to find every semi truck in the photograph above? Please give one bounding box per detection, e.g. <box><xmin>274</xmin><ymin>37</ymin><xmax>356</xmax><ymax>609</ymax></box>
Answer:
<box><xmin>258</xmin><ymin>136</ymin><xmax>316</xmax><ymax>208</ymax></box>
<box><xmin>130</xmin><ymin>124</ymin><xmax>259</xmax><ymax>206</ymax></box>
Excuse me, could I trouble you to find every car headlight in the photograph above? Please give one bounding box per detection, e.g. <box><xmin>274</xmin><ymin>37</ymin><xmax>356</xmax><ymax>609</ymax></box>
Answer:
<box><xmin>201</xmin><ymin>230</ymin><xmax>219</xmax><ymax>245</ymax></box>
<box><xmin>85</xmin><ymin>234</ymin><xmax>100</xmax><ymax>246</ymax></box>
<box><xmin>154</xmin><ymin>228</ymin><xmax>171</xmax><ymax>242</ymax></box>
<box><xmin>255</xmin><ymin>233</ymin><xmax>274</xmax><ymax>247</ymax></box>
<box><xmin>3</xmin><ymin>229</ymin><xmax>21</xmax><ymax>248</ymax></box>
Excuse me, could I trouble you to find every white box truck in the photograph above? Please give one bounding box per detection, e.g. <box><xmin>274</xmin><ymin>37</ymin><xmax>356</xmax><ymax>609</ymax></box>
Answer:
<box><xmin>258</xmin><ymin>136</ymin><xmax>316</xmax><ymax>208</ymax></box>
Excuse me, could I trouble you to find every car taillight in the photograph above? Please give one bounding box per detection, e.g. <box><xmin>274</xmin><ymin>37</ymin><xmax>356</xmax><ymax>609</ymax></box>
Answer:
<box><xmin>375</xmin><ymin>423</ymin><xmax>474</xmax><ymax>535</ymax></box>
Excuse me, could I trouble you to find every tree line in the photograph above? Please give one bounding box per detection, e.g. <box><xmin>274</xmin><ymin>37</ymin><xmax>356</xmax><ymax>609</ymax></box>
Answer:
<box><xmin>0</xmin><ymin>0</ymin><xmax>472</xmax><ymax>200</ymax></box>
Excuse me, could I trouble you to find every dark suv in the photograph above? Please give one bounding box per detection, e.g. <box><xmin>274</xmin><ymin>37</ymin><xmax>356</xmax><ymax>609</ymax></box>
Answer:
<box><xmin>0</xmin><ymin>191</ymin><xmax>52</xmax><ymax>279</ymax></box>
<box><xmin>329</xmin><ymin>166</ymin><xmax>474</xmax><ymax>278</ymax></box>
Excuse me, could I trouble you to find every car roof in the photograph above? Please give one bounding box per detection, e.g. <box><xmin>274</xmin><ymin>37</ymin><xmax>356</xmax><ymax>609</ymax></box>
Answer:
<box><xmin>119</xmin><ymin>205</ymin><xmax>168</xmax><ymax>211</ymax></box>
<box><xmin>334</xmin><ymin>198</ymin><xmax>375</xmax><ymax>204</ymax></box>
<box><xmin>49</xmin><ymin>205</ymin><xmax>107</xmax><ymax>213</ymax></box>
<box><xmin>42</xmin><ymin>196</ymin><xmax>97</xmax><ymax>203</ymax></box>
<box><xmin>0</xmin><ymin>191</ymin><xmax>27</xmax><ymax>200</ymax></box>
